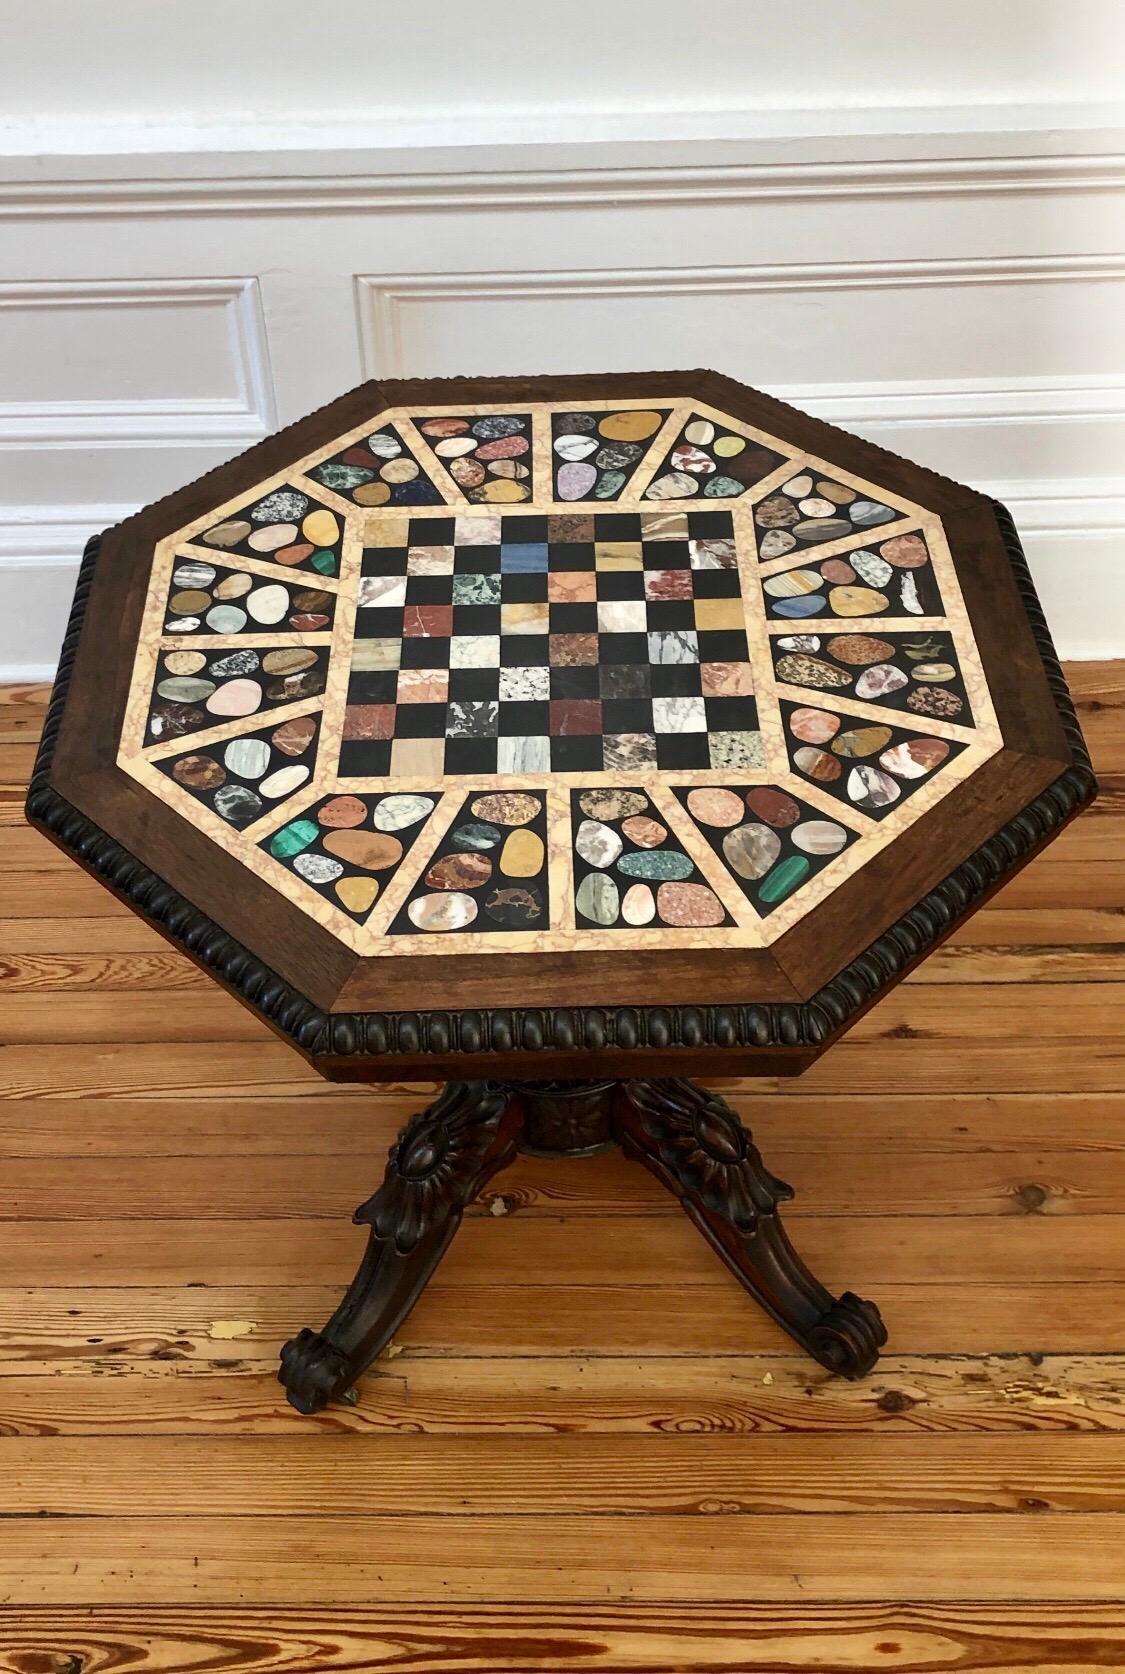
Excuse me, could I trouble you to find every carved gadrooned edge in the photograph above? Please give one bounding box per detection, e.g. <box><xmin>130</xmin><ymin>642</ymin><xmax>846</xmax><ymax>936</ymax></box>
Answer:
<box><xmin>26</xmin><ymin>505</ymin><xmax>1097</xmax><ymax>1065</ymax></box>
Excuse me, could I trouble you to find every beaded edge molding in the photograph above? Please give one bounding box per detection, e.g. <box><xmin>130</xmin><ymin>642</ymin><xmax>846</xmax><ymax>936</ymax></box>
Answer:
<box><xmin>26</xmin><ymin>505</ymin><xmax>1096</xmax><ymax>1065</ymax></box>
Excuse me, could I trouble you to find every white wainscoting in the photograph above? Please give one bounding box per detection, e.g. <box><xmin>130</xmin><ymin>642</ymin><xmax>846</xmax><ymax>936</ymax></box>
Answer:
<box><xmin>1</xmin><ymin>125</ymin><xmax>1122</xmax><ymax>677</ymax></box>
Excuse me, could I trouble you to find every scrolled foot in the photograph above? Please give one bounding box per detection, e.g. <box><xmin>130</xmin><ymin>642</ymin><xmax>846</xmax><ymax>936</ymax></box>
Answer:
<box><xmin>279</xmin><ymin>1328</ymin><xmax>352</xmax><ymax>1415</ymax></box>
<box><xmin>806</xmin><ymin>1292</ymin><xmax>888</xmax><ymax>1379</ymax></box>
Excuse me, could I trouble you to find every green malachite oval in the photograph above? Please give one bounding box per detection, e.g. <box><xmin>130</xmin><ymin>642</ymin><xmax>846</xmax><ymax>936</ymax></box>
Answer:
<box><xmin>617</xmin><ymin>849</ymin><xmax>693</xmax><ymax>881</ymax></box>
<box><xmin>758</xmin><ymin>853</ymin><xmax>812</xmax><ymax>904</ymax></box>
<box><xmin>310</xmin><ymin>550</ymin><xmax>337</xmax><ymax>574</ymax></box>
<box><xmin>314</xmin><ymin>462</ymin><xmax>375</xmax><ymax>491</ymax></box>
<box><xmin>270</xmin><ymin>819</ymin><xmax>320</xmax><ymax>859</ymax></box>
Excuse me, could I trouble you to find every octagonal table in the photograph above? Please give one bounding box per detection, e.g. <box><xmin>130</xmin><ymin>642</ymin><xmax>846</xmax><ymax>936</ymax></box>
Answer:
<box><xmin>27</xmin><ymin>370</ymin><xmax>1095</xmax><ymax>1414</ymax></box>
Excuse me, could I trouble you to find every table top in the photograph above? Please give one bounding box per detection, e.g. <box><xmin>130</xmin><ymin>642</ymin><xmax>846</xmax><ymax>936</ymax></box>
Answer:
<box><xmin>34</xmin><ymin>371</ymin><xmax>1092</xmax><ymax>1077</ymax></box>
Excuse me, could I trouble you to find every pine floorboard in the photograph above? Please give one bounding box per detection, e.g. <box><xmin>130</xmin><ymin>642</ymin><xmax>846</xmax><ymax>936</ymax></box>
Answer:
<box><xmin>1</xmin><ymin>663</ymin><xmax>1124</xmax><ymax>1669</ymax></box>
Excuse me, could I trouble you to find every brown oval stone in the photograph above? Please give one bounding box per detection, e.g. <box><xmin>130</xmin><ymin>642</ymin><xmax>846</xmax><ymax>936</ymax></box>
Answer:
<box><xmin>292</xmin><ymin>588</ymin><xmax>333</xmax><ymax>612</ymax></box>
<box><xmin>272</xmin><ymin>715</ymin><xmax>317</xmax><ymax>756</ymax></box>
<box><xmin>816</xmin><ymin>481</ymin><xmax>856</xmax><ymax>505</ymax></box>
<box><xmin>819</xmin><ymin>559</ymin><xmax>856</xmax><ymax>584</ymax></box>
<box><xmin>289</xmin><ymin>613</ymin><xmax>330</xmax><ymax>631</ymax></box>
<box><xmin>831</xmin><ymin>725</ymin><xmax>894</xmax><ymax>759</ymax></box>
<box><xmin>755</xmin><ymin>495</ymin><xmax>800</xmax><ymax>529</ymax></box>
<box><xmin>322</xmin><ymin>830</ymin><xmax>404</xmax><ymax>871</ymax></box>
<box><xmin>789</xmin><ymin>706</ymin><xmax>841</xmax><ymax>744</ymax></box>
<box><xmin>420</xmin><ymin>417</ymin><xmax>470</xmax><ymax>437</ymax></box>
<box><xmin>880</xmin><ymin>533</ymin><xmax>929</xmax><ymax>569</ymax></box>
<box><xmin>826</xmin><ymin>634</ymin><xmax>895</xmax><ymax>666</ymax></box>
<box><xmin>172</xmin><ymin>754</ymin><xmax>225</xmax><ymax>790</ymax></box>
<box><xmin>426</xmin><ymin>852</ymin><xmax>493</xmax><ymax>891</ymax></box>
<box><xmin>793</xmin><ymin>746</ymin><xmax>842</xmax><ymax>783</ymax></box>
<box><xmin>274</xmin><ymin>541</ymin><xmax>315</xmax><ymax>567</ymax></box>
<box><xmin>621</xmin><ymin>815</ymin><xmax>667</xmax><ymax>848</ymax></box>
<box><xmin>169</xmin><ymin>589</ymin><xmax>211</xmax><ymax>615</ymax></box>
<box><xmin>656</xmin><ymin>881</ymin><xmax>725</xmax><ymax>927</ymax></box>
<box><xmin>202</xmin><ymin>518</ymin><xmax>251</xmax><ymax>547</ymax></box>
<box><xmin>317</xmin><ymin>795</ymin><xmax>368</xmax><ymax>829</ymax></box>
<box><xmin>470</xmin><ymin>792</ymin><xmax>541</xmax><ymax>826</ymax></box>
<box><xmin>449</xmin><ymin>457</ymin><xmax>486</xmax><ymax>488</ymax></box>
<box><xmin>578</xmin><ymin>789</ymin><xmax>648</xmax><ymax>822</ymax></box>
<box><xmin>775</xmin><ymin>653</ymin><xmax>851</xmax><ymax>690</ymax></box>
<box><xmin>746</xmin><ymin>787</ymin><xmax>801</xmax><ymax>827</ymax></box>
<box><xmin>880</xmin><ymin>737</ymin><xmax>950</xmax><ymax>779</ymax></box>
<box><xmin>262</xmin><ymin>648</ymin><xmax>317</xmax><ymax>675</ymax></box>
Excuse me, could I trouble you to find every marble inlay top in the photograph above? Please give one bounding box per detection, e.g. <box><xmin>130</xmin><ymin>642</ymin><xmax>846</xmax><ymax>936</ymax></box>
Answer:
<box><xmin>119</xmin><ymin>396</ymin><xmax>1001</xmax><ymax>956</ymax></box>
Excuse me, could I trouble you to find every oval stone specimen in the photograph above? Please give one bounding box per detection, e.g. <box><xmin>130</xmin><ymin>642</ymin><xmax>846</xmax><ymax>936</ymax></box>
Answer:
<box><xmin>173</xmin><ymin>561</ymin><xmax>216</xmax><ymax>589</ymax></box>
<box><xmin>600</xmin><ymin>409</ymin><xmax>662</xmax><ymax>441</ymax></box>
<box><xmin>201</xmin><ymin>519</ymin><xmax>250</xmax><ymax>548</ymax></box>
<box><xmin>248</xmin><ymin>522</ymin><xmax>297</xmax><ymax>554</ymax></box>
<box><xmin>554</xmin><ymin>432</ymin><xmax>599</xmax><ymax>461</ymax></box>
<box><xmin>881</xmin><ymin>533</ymin><xmax>929</xmax><ymax>568</ymax></box>
<box><xmin>645</xmin><ymin>471</ymin><xmax>698</xmax><ymax>499</ymax></box>
<box><xmin>209</xmin><ymin>649</ymin><xmax>259</xmax><ymax>678</ymax></box>
<box><xmin>471</xmin><ymin>792</ymin><xmax>540</xmax><ymax>827</ymax></box>
<box><xmin>206</xmin><ymin>678</ymin><xmax>261</xmax><ymax>717</ymax></box>
<box><xmin>579</xmin><ymin>789</ymin><xmax>648</xmax><ymax>822</ymax></box>
<box><xmin>826</xmin><ymin>634</ymin><xmax>894</xmax><ymax>666</ymax></box>
<box><xmin>759</xmin><ymin>854</ymin><xmax>812</xmax><ymax>905</ymax></box>
<box><xmin>275</xmin><ymin>542</ymin><xmax>315</xmax><ymax>567</ymax></box>
<box><xmin>164</xmin><ymin>650</ymin><xmax>207</xmax><ymax>676</ymax></box>
<box><xmin>617</xmin><ymin>849</ymin><xmax>693</xmax><ymax>881</ymax></box>
<box><xmin>773</xmin><ymin>595</ymin><xmax>825</xmax><ymax>620</ymax></box>
<box><xmin>205</xmin><ymin>605</ymin><xmax>246</xmax><ymax>633</ymax></box>
<box><xmin>302</xmin><ymin>509</ymin><xmax>339</xmax><ymax>548</ymax></box>
<box><xmin>368</xmin><ymin>428</ymin><xmax>406</xmax><ymax>454</ymax></box>
<box><xmin>849</xmin><ymin>499</ymin><xmax>896</xmax><ymax>527</ymax></box>
<box><xmin>746</xmin><ymin>787</ymin><xmax>800</xmax><ymax>827</ymax></box>
<box><xmin>449</xmin><ymin>457</ymin><xmax>486</xmax><ymax>487</ymax></box>
<box><xmin>831</xmin><ymin>725</ymin><xmax>894</xmax><ymax>759</ymax></box>
<box><xmin>426</xmin><ymin>852</ymin><xmax>492</xmax><ymax>891</ymax></box>
<box><xmin>671</xmin><ymin>444</ymin><xmax>715</xmax><ymax>476</ymax></box>
<box><xmin>272</xmin><ymin>715</ymin><xmax>317</xmax><ymax>756</ymax></box>
<box><xmin>557</xmin><ymin>462</ymin><xmax>598</xmax><ymax>500</ymax></box>
<box><xmin>472</xmin><ymin>415</ymin><xmax>525</xmax><ymax>440</ymax></box>
<box><xmin>213</xmin><ymin>784</ymin><xmax>262</xmax><ymax>825</ymax></box>
<box><xmin>855</xmin><ymin>663</ymin><xmax>908</xmax><ymax>701</ymax></box>
<box><xmin>622</xmin><ymin>882</ymin><xmax>656</xmax><ymax>925</ymax></box>
<box><xmin>713</xmin><ymin>433</ymin><xmax>745</xmax><ymax>458</ymax></box>
<box><xmin>251</xmin><ymin>490</ymin><xmax>308</xmax><ymax>524</ymax></box>
<box><xmin>260</xmin><ymin>764</ymin><xmax>309</xmax><ymax>800</ymax></box>
<box><xmin>621</xmin><ymin>815</ymin><xmax>666</xmax><ymax>849</ymax></box>
<box><xmin>294</xmin><ymin>852</ymin><xmax>344</xmax><ymax>885</ymax></box>
<box><xmin>684</xmin><ymin>418</ymin><xmax>716</xmax><ymax>446</ymax></box>
<box><xmin>267</xmin><ymin>670</ymin><xmax>324</xmax><ymax>703</ymax></box>
<box><xmin>759</xmin><ymin>529</ymin><xmax>796</xmax><ymax>559</ymax></box>
<box><xmin>408</xmin><ymin>892</ymin><xmax>477</xmax><ymax>933</ymax></box>
<box><xmin>270</xmin><ymin>818</ymin><xmax>319</xmax><ymax>858</ymax></box>
<box><xmin>576</xmin><ymin>872</ymin><xmax>619</xmax><ymax>926</ymax></box>
<box><xmin>906</xmin><ymin>685</ymin><xmax>964</xmax><ymax>718</ymax></box>
<box><xmin>775</xmin><ymin>654</ymin><xmax>851</xmax><ymax>690</ymax></box>
<box><xmin>777</xmin><ymin>635</ymin><xmax>820</xmax><ymax>652</ymax></box>
<box><xmin>157</xmin><ymin>676</ymin><xmax>214</xmax><ymax>704</ymax></box>
<box><xmin>657</xmin><ymin>881</ymin><xmax>724</xmax><ymax>927</ymax></box>
<box><xmin>912</xmin><ymin>661</ymin><xmax>957</xmax><ymax>684</ymax></box>
<box><xmin>764</xmin><ymin>569</ymin><xmax>821</xmax><ymax>599</ymax></box>
<box><xmin>501</xmin><ymin>828</ymin><xmax>545</xmax><ymax>878</ymax></box>
<box><xmin>782</xmin><ymin>474</ymin><xmax>813</xmax><ymax>498</ymax></box>
<box><xmin>792</xmin><ymin>819</ymin><xmax>848</xmax><ymax>855</ymax></box>
<box><xmin>848</xmin><ymin>766</ymin><xmax>902</xmax><ymax>809</ymax></box>
<box><xmin>880</xmin><ymin>737</ymin><xmax>950</xmax><ymax>778</ymax></box>
<box><xmin>172</xmin><ymin>754</ymin><xmax>224</xmax><ymax>790</ymax></box>
<box><xmin>452</xmin><ymin>821</ymin><xmax>502</xmax><ymax>851</ymax></box>
<box><xmin>215</xmin><ymin>573</ymin><xmax>253</xmax><ymax>600</ymax></box>
<box><xmin>850</xmin><ymin>549</ymin><xmax>894</xmax><ymax>588</ymax></box>
<box><xmin>789</xmin><ymin>706</ymin><xmax>840</xmax><ymax>744</ymax></box>
<box><xmin>262</xmin><ymin>648</ymin><xmax>316</xmax><ymax>676</ymax></box>
<box><xmin>318</xmin><ymin>795</ymin><xmax>367</xmax><ymax>828</ymax></box>
<box><xmin>170</xmin><ymin>589</ymin><xmax>211</xmax><ymax>616</ymax></box>
<box><xmin>686</xmin><ymin>788</ymin><xmax>745</xmax><ymax>828</ymax></box>
<box><xmin>322</xmin><ymin>830</ymin><xmax>404</xmax><ymax>871</ymax></box>
<box><xmin>485</xmin><ymin>885</ymin><xmax>544</xmax><ymax>927</ymax></box>
<box><xmin>793</xmin><ymin>517</ymin><xmax>851</xmax><ymax>543</ymax></box>
<box><xmin>723</xmin><ymin>822</ymin><xmax>781</xmax><ymax>880</ymax></box>
<box><xmin>819</xmin><ymin>558</ymin><xmax>856</xmax><ymax>585</ymax></box>
<box><xmin>246</xmin><ymin>584</ymin><xmax>290</xmax><ymax>625</ymax></box>
<box><xmin>829</xmin><ymin>585</ymin><xmax>891</xmax><ymax>617</ymax></box>
<box><xmin>793</xmin><ymin>746</ymin><xmax>842</xmax><ymax>783</ymax></box>
<box><xmin>757</xmin><ymin>495</ymin><xmax>800</xmax><ymax>529</ymax></box>
<box><xmin>336</xmin><ymin>876</ymin><xmax>379</xmax><ymax>914</ymax></box>
<box><xmin>148</xmin><ymin>701</ymin><xmax>203</xmax><ymax>739</ymax></box>
<box><xmin>575</xmin><ymin>819</ymin><xmax>623</xmax><ymax>869</ymax></box>
<box><xmin>372</xmin><ymin>793</ymin><xmax>434</xmax><ymax>832</ymax></box>
<box><xmin>223</xmin><ymin>737</ymin><xmax>271</xmax><ymax>779</ymax></box>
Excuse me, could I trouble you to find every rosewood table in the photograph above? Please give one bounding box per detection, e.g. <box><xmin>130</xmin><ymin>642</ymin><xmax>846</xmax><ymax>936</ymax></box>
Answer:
<box><xmin>27</xmin><ymin>370</ymin><xmax>1095</xmax><ymax>1415</ymax></box>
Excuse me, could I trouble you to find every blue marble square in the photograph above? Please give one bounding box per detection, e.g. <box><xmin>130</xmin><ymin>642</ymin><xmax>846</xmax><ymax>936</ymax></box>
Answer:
<box><xmin>501</xmin><ymin>542</ymin><xmax>549</xmax><ymax>573</ymax></box>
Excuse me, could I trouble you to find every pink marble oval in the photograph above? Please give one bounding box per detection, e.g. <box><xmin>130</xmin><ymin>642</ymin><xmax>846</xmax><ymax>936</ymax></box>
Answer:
<box><xmin>205</xmin><ymin>678</ymin><xmax>261</xmax><ymax>717</ymax></box>
<box><xmin>685</xmin><ymin>788</ymin><xmax>745</xmax><ymax>828</ymax></box>
<box><xmin>789</xmin><ymin>707</ymin><xmax>840</xmax><ymax>744</ymax></box>
<box><xmin>557</xmin><ymin>461</ymin><xmax>598</xmax><ymax>500</ymax></box>
<box><xmin>657</xmin><ymin>881</ymin><xmax>725</xmax><ymax>927</ymax></box>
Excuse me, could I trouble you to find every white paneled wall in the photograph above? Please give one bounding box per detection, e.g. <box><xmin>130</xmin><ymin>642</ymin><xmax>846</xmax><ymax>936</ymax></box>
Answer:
<box><xmin>1</xmin><ymin>0</ymin><xmax>1123</xmax><ymax>673</ymax></box>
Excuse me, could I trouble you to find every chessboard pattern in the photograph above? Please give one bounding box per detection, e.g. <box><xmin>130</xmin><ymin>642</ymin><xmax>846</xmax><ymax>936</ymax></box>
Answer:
<box><xmin>118</xmin><ymin>392</ymin><xmax>1002</xmax><ymax>958</ymax></box>
<box><xmin>339</xmin><ymin>509</ymin><xmax>761</xmax><ymax>779</ymax></box>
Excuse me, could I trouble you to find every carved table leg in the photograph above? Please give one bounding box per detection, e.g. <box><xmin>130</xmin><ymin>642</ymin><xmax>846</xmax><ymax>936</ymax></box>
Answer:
<box><xmin>279</xmin><ymin>1081</ymin><xmax>522</xmax><ymax>1413</ymax></box>
<box><xmin>615</xmin><ymin>1078</ymin><xmax>886</xmax><ymax>1378</ymax></box>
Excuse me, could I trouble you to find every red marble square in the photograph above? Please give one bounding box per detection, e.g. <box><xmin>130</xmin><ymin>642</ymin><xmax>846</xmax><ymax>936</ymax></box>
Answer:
<box><xmin>550</xmin><ymin>633</ymin><xmax>600</xmax><ymax>666</ymax></box>
<box><xmin>343</xmin><ymin>704</ymin><xmax>395</xmax><ymax>740</ymax></box>
<box><xmin>402</xmin><ymin>604</ymin><xmax>453</xmax><ymax>638</ymax></box>
<box><xmin>550</xmin><ymin>699</ymin><xmax>603</xmax><ymax>736</ymax></box>
<box><xmin>644</xmin><ymin>568</ymin><xmax>694</xmax><ymax>601</ymax></box>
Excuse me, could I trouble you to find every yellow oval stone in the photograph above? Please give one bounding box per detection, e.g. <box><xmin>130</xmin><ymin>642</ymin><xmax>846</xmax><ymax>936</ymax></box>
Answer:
<box><xmin>170</xmin><ymin>589</ymin><xmax>210</xmax><ymax>614</ymax></box>
<box><xmin>164</xmin><ymin>651</ymin><xmax>206</xmax><ymax>675</ymax></box>
<box><xmin>302</xmin><ymin>509</ymin><xmax>339</xmax><ymax>547</ymax></box>
<box><xmin>380</xmin><ymin>458</ymin><xmax>419</xmax><ymax>484</ymax></box>
<box><xmin>713</xmin><ymin>434</ymin><xmax>746</xmax><ymax>457</ymax></box>
<box><xmin>828</xmin><ymin>586</ymin><xmax>890</xmax><ymax>617</ymax></box>
<box><xmin>335</xmin><ymin>876</ymin><xmax>379</xmax><ymax>914</ymax></box>
<box><xmin>470</xmin><ymin>478</ymin><xmax>528</xmax><ymax>502</ymax></box>
<box><xmin>500</xmin><ymin>828</ymin><xmax>544</xmax><ymax>878</ymax></box>
<box><xmin>353</xmin><ymin>481</ymin><xmax>392</xmax><ymax>506</ymax></box>
<box><xmin>599</xmin><ymin>409</ymin><xmax>663</xmax><ymax>442</ymax></box>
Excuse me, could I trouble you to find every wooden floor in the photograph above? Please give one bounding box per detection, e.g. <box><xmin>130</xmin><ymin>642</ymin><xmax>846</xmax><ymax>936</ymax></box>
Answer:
<box><xmin>2</xmin><ymin>663</ymin><xmax>1124</xmax><ymax>1671</ymax></box>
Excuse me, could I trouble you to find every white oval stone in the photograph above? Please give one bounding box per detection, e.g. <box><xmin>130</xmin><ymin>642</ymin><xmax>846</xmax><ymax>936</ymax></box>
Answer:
<box><xmin>798</xmin><ymin>496</ymin><xmax>837</xmax><ymax>518</ymax></box>
<box><xmin>173</xmin><ymin>561</ymin><xmax>215</xmax><ymax>588</ymax></box>
<box><xmin>246</xmin><ymin>584</ymin><xmax>289</xmax><ymax>625</ymax></box>
<box><xmin>371</xmin><ymin>793</ymin><xmax>436</xmax><ymax>832</ymax></box>
<box><xmin>434</xmin><ymin>436</ymin><xmax>478</xmax><ymax>458</ymax></box>
<box><xmin>782</xmin><ymin>474</ymin><xmax>813</xmax><ymax>498</ymax></box>
<box><xmin>248</xmin><ymin>522</ymin><xmax>298</xmax><ymax>553</ymax></box>
<box><xmin>621</xmin><ymin>882</ymin><xmax>656</xmax><ymax>925</ymax></box>
<box><xmin>575</xmin><ymin>818</ymin><xmax>623</xmax><ymax>869</ymax></box>
<box><xmin>855</xmin><ymin>663</ymin><xmax>908</xmax><ymax>700</ymax></box>
<box><xmin>645</xmin><ymin>471</ymin><xmax>699</xmax><ymax>500</ymax></box>
<box><xmin>847</xmin><ymin>766</ymin><xmax>901</xmax><ymax>808</ymax></box>
<box><xmin>792</xmin><ymin>819</ymin><xmax>848</xmax><ymax>855</ymax></box>
<box><xmin>223</xmin><ymin>738</ymin><xmax>270</xmax><ymax>778</ymax></box>
<box><xmin>553</xmin><ymin>433</ymin><xmax>599</xmax><ymax>461</ymax></box>
<box><xmin>366</xmin><ymin>432</ymin><xmax>402</xmax><ymax>458</ymax></box>
<box><xmin>204</xmin><ymin>605</ymin><xmax>246</xmax><ymax>633</ymax></box>
<box><xmin>294</xmin><ymin>852</ymin><xmax>344</xmax><ymax>884</ymax></box>
<box><xmin>851</xmin><ymin>549</ymin><xmax>894</xmax><ymax>588</ymax></box>
<box><xmin>684</xmin><ymin>419</ymin><xmax>716</xmax><ymax>446</ymax></box>
<box><xmin>206</xmin><ymin>678</ymin><xmax>261</xmax><ymax>718</ymax></box>
<box><xmin>260</xmin><ymin>764</ymin><xmax>310</xmax><ymax>799</ymax></box>
<box><xmin>408</xmin><ymin>892</ymin><xmax>478</xmax><ymax>932</ymax></box>
<box><xmin>165</xmin><ymin>616</ymin><xmax>200</xmax><ymax>633</ymax></box>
